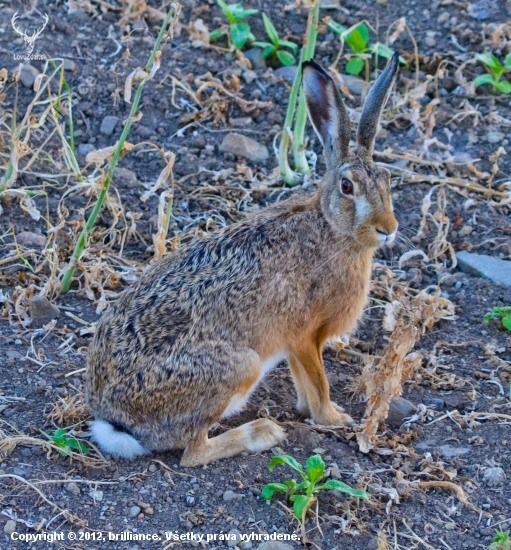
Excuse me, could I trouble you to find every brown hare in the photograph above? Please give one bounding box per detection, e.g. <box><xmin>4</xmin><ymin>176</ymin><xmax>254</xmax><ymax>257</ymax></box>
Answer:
<box><xmin>86</xmin><ymin>54</ymin><xmax>400</xmax><ymax>467</ymax></box>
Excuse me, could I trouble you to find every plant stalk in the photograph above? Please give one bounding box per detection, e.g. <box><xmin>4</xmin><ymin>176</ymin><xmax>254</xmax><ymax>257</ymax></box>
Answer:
<box><xmin>61</xmin><ymin>5</ymin><xmax>179</xmax><ymax>293</ymax></box>
<box><xmin>292</xmin><ymin>0</ymin><xmax>320</xmax><ymax>175</ymax></box>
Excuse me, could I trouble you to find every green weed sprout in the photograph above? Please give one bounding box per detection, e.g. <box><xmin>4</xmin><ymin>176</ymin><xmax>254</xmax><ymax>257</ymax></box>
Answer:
<box><xmin>41</xmin><ymin>428</ymin><xmax>90</xmax><ymax>457</ymax></box>
<box><xmin>474</xmin><ymin>53</ymin><xmax>511</xmax><ymax>94</ymax></box>
<box><xmin>490</xmin><ymin>530</ymin><xmax>511</xmax><ymax>550</ymax></box>
<box><xmin>262</xmin><ymin>454</ymin><xmax>368</xmax><ymax>520</ymax></box>
<box><xmin>211</xmin><ymin>0</ymin><xmax>258</xmax><ymax>50</ymax></box>
<box><xmin>253</xmin><ymin>13</ymin><xmax>298</xmax><ymax>66</ymax></box>
<box><xmin>278</xmin><ymin>0</ymin><xmax>319</xmax><ymax>184</ymax></box>
<box><xmin>484</xmin><ymin>307</ymin><xmax>511</xmax><ymax>332</ymax></box>
<box><xmin>61</xmin><ymin>5</ymin><xmax>180</xmax><ymax>293</ymax></box>
<box><xmin>328</xmin><ymin>20</ymin><xmax>403</xmax><ymax>79</ymax></box>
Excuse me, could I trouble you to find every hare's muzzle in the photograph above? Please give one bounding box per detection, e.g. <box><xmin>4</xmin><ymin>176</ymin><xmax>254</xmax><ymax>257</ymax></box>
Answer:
<box><xmin>374</xmin><ymin>213</ymin><xmax>398</xmax><ymax>247</ymax></box>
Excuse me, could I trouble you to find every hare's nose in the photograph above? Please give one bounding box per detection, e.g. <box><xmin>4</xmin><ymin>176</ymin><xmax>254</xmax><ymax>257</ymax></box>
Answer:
<box><xmin>376</xmin><ymin>229</ymin><xmax>396</xmax><ymax>245</ymax></box>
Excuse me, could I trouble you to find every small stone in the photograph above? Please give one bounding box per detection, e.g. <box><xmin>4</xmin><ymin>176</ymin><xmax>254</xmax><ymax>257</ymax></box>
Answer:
<box><xmin>230</xmin><ymin>117</ymin><xmax>252</xmax><ymax>127</ymax></box>
<box><xmin>148</xmin><ymin>464</ymin><xmax>157</xmax><ymax>473</ymax></box>
<box><xmin>63</xmin><ymin>59</ymin><xmax>76</xmax><ymax>71</ymax></box>
<box><xmin>287</xmin><ymin>426</ymin><xmax>323</xmax><ymax>449</ymax></box>
<box><xmin>78</xmin><ymin>143</ymin><xmax>95</xmax><ymax>156</ymax></box>
<box><xmin>483</xmin><ymin>467</ymin><xmax>506</xmax><ymax>487</ymax></box>
<box><xmin>257</xmin><ymin>542</ymin><xmax>294</xmax><ymax>550</ymax></box>
<box><xmin>458</xmin><ymin>225</ymin><xmax>473</xmax><ymax>236</ymax></box>
<box><xmin>223</xmin><ymin>490</ymin><xmax>243</xmax><ymax>502</ymax></box>
<box><xmin>89</xmin><ymin>489</ymin><xmax>103</xmax><ymax>501</ymax></box>
<box><xmin>341</xmin><ymin>74</ymin><xmax>366</xmax><ymax>95</ymax></box>
<box><xmin>425</xmin><ymin>36</ymin><xmax>436</xmax><ymax>47</ymax></box>
<box><xmin>456</xmin><ymin>251</ymin><xmax>511</xmax><ymax>286</ymax></box>
<box><xmin>4</xmin><ymin>520</ymin><xmax>16</xmax><ymax>535</ymax></box>
<box><xmin>437</xmin><ymin>12</ymin><xmax>450</xmax><ymax>23</ymax></box>
<box><xmin>66</xmin><ymin>482</ymin><xmax>81</xmax><ymax>496</ymax></box>
<box><xmin>439</xmin><ymin>445</ymin><xmax>471</xmax><ymax>458</ymax></box>
<box><xmin>274</xmin><ymin>65</ymin><xmax>298</xmax><ymax>83</ymax></box>
<box><xmin>100</xmin><ymin>115</ymin><xmax>120</xmax><ymax>136</ymax></box>
<box><xmin>244</xmin><ymin>48</ymin><xmax>266</xmax><ymax>70</ymax></box>
<box><xmin>243</xmin><ymin>69</ymin><xmax>258</xmax><ymax>84</ymax></box>
<box><xmin>21</xmin><ymin>447</ymin><xmax>32</xmax><ymax>457</ymax></box>
<box><xmin>17</xmin><ymin>231</ymin><xmax>47</xmax><ymax>248</ymax></box>
<box><xmin>129</xmin><ymin>505</ymin><xmax>141</xmax><ymax>517</ymax></box>
<box><xmin>29</xmin><ymin>295</ymin><xmax>60</xmax><ymax>327</ymax></box>
<box><xmin>423</xmin><ymin>398</ymin><xmax>444</xmax><ymax>411</ymax></box>
<box><xmin>219</xmin><ymin>133</ymin><xmax>269</xmax><ymax>162</ymax></box>
<box><xmin>227</xmin><ymin>529</ymin><xmax>242</xmax><ymax>547</ymax></box>
<box><xmin>486</xmin><ymin>131</ymin><xmax>505</xmax><ymax>144</ymax></box>
<box><xmin>445</xmin><ymin>522</ymin><xmax>456</xmax><ymax>530</ymax></box>
<box><xmin>144</xmin><ymin>506</ymin><xmax>154</xmax><ymax>515</ymax></box>
<box><xmin>240</xmin><ymin>541</ymin><xmax>253</xmax><ymax>550</ymax></box>
<box><xmin>386</xmin><ymin>397</ymin><xmax>416</xmax><ymax>428</ymax></box>
<box><xmin>113</xmin><ymin>167</ymin><xmax>138</xmax><ymax>189</ymax></box>
<box><xmin>189</xmin><ymin>133</ymin><xmax>206</xmax><ymax>149</ymax></box>
<box><xmin>20</xmin><ymin>64</ymin><xmax>39</xmax><ymax>88</ymax></box>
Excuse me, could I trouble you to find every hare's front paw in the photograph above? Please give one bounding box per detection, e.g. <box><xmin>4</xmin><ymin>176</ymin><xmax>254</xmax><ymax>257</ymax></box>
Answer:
<box><xmin>313</xmin><ymin>402</ymin><xmax>354</xmax><ymax>427</ymax></box>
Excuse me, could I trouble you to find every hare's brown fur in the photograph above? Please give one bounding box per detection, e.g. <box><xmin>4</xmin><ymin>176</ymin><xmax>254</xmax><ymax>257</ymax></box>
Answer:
<box><xmin>86</xmin><ymin>56</ymin><xmax>400</xmax><ymax>466</ymax></box>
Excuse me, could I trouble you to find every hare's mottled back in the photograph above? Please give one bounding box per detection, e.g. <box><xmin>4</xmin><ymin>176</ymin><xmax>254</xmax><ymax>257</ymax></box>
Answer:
<box><xmin>86</xmin><ymin>55</ymin><xmax>400</xmax><ymax>467</ymax></box>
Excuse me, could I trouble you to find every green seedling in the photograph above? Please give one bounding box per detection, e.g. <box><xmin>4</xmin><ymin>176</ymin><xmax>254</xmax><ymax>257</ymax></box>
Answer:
<box><xmin>490</xmin><ymin>530</ymin><xmax>511</xmax><ymax>550</ymax></box>
<box><xmin>473</xmin><ymin>53</ymin><xmax>511</xmax><ymax>94</ymax></box>
<box><xmin>210</xmin><ymin>0</ymin><xmax>258</xmax><ymax>50</ymax></box>
<box><xmin>328</xmin><ymin>20</ymin><xmax>404</xmax><ymax>78</ymax></box>
<box><xmin>262</xmin><ymin>454</ymin><xmax>368</xmax><ymax>519</ymax></box>
<box><xmin>484</xmin><ymin>307</ymin><xmax>511</xmax><ymax>332</ymax></box>
<box><xmin>253</xmin><ymin>13</ymin><xmax>298</xmax><ymax>66</ymax></box>
<box><xmin>41</xmin><ymin>428</ymin><xmax>90</xmax><ymax>457</ymax></box>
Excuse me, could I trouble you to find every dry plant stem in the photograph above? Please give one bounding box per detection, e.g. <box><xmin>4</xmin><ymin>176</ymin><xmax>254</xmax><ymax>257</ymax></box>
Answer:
<box><xmin>292</xmin><ymin>0</ymin><xmax>320</xmax><ymax>174</ymax></box>
<box><xmin>60</xmin><ymin>4</ymin><xmax>180</xmax><ymax>294</ymax></box>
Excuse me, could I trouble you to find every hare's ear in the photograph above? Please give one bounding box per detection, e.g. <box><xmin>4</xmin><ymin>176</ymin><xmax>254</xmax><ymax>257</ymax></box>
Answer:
<box><xmin>302</xmin><ymin>60</ymin><xmax>350</xmax><ymax>165</ymax></box>
<box><xmin>357</xmin><ymin>51</ymin><xmax>399</xmax><ymax>155</ymax></box>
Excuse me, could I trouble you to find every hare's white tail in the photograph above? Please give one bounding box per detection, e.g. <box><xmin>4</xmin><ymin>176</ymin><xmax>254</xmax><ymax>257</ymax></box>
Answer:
<box><xmin>90</xmin><ymin>420</ymin><xmax>150</xmax><ymax>459</ymax></box>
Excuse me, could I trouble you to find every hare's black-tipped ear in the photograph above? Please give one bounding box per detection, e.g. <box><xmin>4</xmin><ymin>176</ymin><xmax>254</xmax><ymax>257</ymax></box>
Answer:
<box><xmin>302</xmin><ymin>60</ymin><xmax>350</xmax><ymax>164</ymax></box>
<box><xmin>357</xmin><ymin>51</ymin><xmax>399</xmax><ymax>155</ymax></box>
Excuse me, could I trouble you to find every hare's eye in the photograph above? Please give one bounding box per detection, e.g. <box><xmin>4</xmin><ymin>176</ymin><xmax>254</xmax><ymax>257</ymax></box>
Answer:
<box><xmin>341</xmin><ymin>178</ymin><xmax>353</xmax><ymax>195</ymax></box>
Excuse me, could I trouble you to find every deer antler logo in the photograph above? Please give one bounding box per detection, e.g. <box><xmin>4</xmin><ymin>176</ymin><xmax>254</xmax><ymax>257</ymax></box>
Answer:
<box><xmin>11</xmin><ymin>11</ymin><xmax>49</xmax><ymax>55</ymax></box>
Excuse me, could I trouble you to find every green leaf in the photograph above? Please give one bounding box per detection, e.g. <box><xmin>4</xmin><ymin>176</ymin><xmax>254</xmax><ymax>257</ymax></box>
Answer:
<box><xmin>262</xmin><ymin>13</ymin><xmax>279</xmax><ymax>47</ymax></box>
<box><xmin>230</xmin><ymin>22</ymin><xmax>252</xmax><ymax>49</ymax></box>
<box><xmin>261</xmin><ymin>483</ymin><xmax>289</xmax><ymax>499</ymax></box>
<box><xmin>346</xmin><ymin>56</ymin><xmax>364</xmax><ymax>75</ymax></box>
<box><xmin>278</xmin><ymin>40</ymin><xmax>299</xmax><ymax>51</ymax></box>
<box><xmin>58</xmin><ymin>449</ymin><xmax>69</xmax><ymax>457</ymax></box>
<box><xmin>473</xmin><ymin>73</ymin><xmax>495</xmax><ymax>87</ymax></box>
<box><xmin>357</xmin><ymin>23</ymin><xmax>370</xmax><ymax>45</ymax></box>
<box><xmin>290</xmin><ymin>495</ymin><xmax>312</xmax><ymax>519</ymax></box>
<box><xmin>230</xmin><ymin>6</ymin><xmax>259</xmax><ymax>20</ymax></box>
<box><xmin>496</xmin><ymin>80</ymin><xmax>511</xmax><ymax>94</ymax></box>
<box><xmin>374</xmin><ymin>42</ymin><xmax>394</xmax><ymax>59</ymax></box>
<box><xmin>347</xmin><ymin>26</ymin><xmax>368</xmax><ymax>52</ymax></box>
<box><xmin>476</xmin><ymin>53</ymin><xmax>502</xmax><ymax>73</ymax></box>
<box><xmin>209</xmin><ymin>28</ymin><xmax>225</xmax><ymax>40</ymax></box>
<box><xmin>306</xmin><ymin>455</ymin><xmax>325</xmax><ymax>485</ymax></box>
<box><xmin>277</xmin><ymin>50</ymin><xmax>295</xmax><ymax>66</ymax></box>
<box><xmin>54</xmin><ymin>428</ymin><xmax>67</xmax><ymax>439</ymax></box>
<box><xmin>268</xmin><ymin>455</ymin><xmax>304</xmax><ymax>475</ymax></box>
<box><xmin>263</xmin><ymin>44</ymin><xmax>276</xmax><ymax>59</ymax></box>
<box><xmin>328</xmin><ymin>20</ymin><xmax>347</xmax><ymax>36</ymax></box>
<box><xmin>217</xmin><ymin>0</ymin><xmax>236</xmax><ymax>23</ymax></box>
<box><xmin>283</xmin><ymin>479</ymin><xmax>298</xmax><ymax>495</ymax></box>
<box><xmin>502</xmin><ymin>315</ymin><xmax>511</xmax><ymax>331</ymax></box>
<box><xmin>505</xmin><ymin>53</ymin><xmax>511</xmax><ymax>69</ymax></box>
<box><xmin>317</xmin><ymin>479</ymin><xmax>369</xmax><ymax>500</ymax></box>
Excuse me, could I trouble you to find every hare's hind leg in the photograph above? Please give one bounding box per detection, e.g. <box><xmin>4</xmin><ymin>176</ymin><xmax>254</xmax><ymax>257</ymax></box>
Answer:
<box><xmin>180</xmin><ymin>418</ymin><xmax>285</xmax><ymax>467</ymax></box>
<box><xmin>289</xmin><ymin>345</ymin><xmax>353</xmax><ymax>426</ymax></box>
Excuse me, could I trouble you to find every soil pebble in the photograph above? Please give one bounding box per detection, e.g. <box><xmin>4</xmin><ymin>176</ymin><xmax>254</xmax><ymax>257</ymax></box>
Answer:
<box><xmin>386</xmin><ymin>397</ymin><xmax>416</xmax><ymax>427</ymax></box>
<box><xmin>274</xmin><ymin>66</ymin><xmax>298</xmax><ymax>83</ymax></box>
<box><xmin>66</xmin><ymin>482</ymin><xmax>81</xmax><ymax>496</ymax></box>
<box><xmin>29</xmin><ymin>296</ymin><xmax>60</xmax><ymax>327</ymax></box>
<box><xmin>20</xmin><ymin>64</ymin><xmax>39</xmax><ymax>88</ymax></box>
<box><xmin>223</xmin><ymin>490</ymin><xmax>243</xmax><ymax>501</ymax></box>
<box><xmin>456</xmin><ymin>251</ymin><xmax>511</xmax><ymax>286</ymax></box>
<box><xmin>483</xmin><ymin>467</ymin><xmax>506</xmax><ymax>487</ymax></box>
<box><xmin>78</xmin><ymin>143</ymin><xmax>95</xmax><ymax>156</ymax></box>
<box><xmin>4</xmin><ymin>520</ymin><xmax>16</xmax><ymax>535</ymax></box>
<box><xmin>16</xmin><ymin>231</ymin><xmax>47</xmax><ymax>248</ymax></box>
<box><xmin>100</xmin><ymin>115</ymin><xmax>120</xmax><ymax>136</ymax></box>
<box><xmin>129</xmin><ymin>505</ymin><xmax>141</xmax><ymax>517</ymax></box>
<box><xmin>219</xmin><ymin>133</ymin><xmax>269</xmax><ymax>162</ymax></box>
